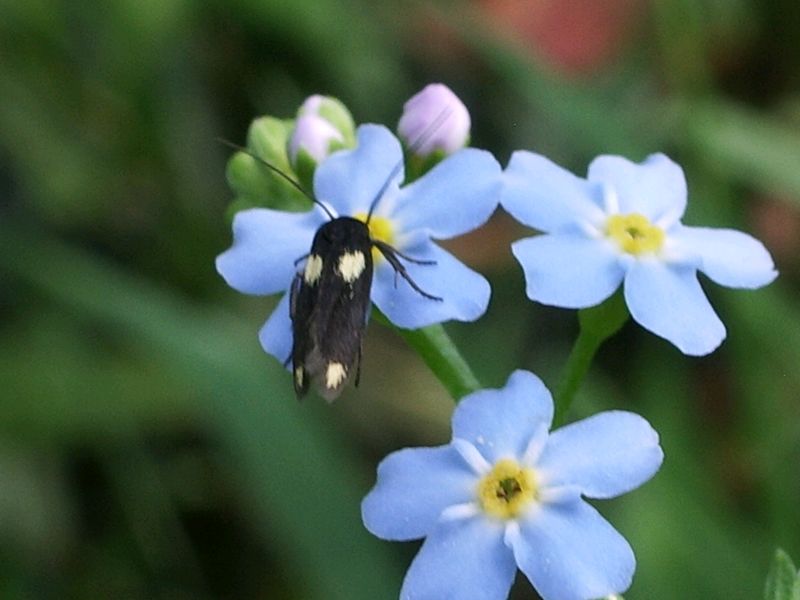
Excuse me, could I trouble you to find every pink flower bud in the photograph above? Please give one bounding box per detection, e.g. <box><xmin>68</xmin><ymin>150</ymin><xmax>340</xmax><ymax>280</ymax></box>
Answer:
<box><xmin>397</xmin><ymin>83</ymin><xmax>471</xmax><ymax>156</ymax></box>
<box><xmin>288</xmin><ymin>114</ymin><xmax>344</xmax><ymax>164</ymax></box>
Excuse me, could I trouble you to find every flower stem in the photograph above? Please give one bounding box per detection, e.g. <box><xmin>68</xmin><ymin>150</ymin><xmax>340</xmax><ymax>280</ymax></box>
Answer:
<box><xmin>374</xmin><ymin>311</ymin><xmax>481</xmax><ymax>401</ymax></box>
<box><xmin>553</xmin><ymin>292</ymin><xmax>629</xmax><ymax>425</ymax></box>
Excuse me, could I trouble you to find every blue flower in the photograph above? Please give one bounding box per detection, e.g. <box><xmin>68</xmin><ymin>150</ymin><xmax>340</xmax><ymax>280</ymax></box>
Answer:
<box><xmin>362</xmin><ymin>370</ymin><xmax>663</xmax><ymax>600</ymax></box>
<box><xmin>216</xmin><ymin>124</ymin><xmax>501</xmax><ymax>362</ymax></box>
<box><xmin>501</xmin><ymin>152</ymin><xmax>778</xmax><ymax>355</ymax></box>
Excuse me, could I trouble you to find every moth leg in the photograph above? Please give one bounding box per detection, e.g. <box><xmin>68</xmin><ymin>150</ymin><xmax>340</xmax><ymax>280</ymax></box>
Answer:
<box><xmin>354</xmin><ymin>345</ymin><xmax>362</xmax><ymax>388</ymax></box>
<box><xmin>383</xmin><ymin>245</ymin><xmax>436</xmax><ymax>289</ymax></box>
<box><xmin>293</xmin><ymin>252</ymin><xmax>310</xmax><ymax>266</ymax></box>
<box><xmin>387</xmin><ymin>246</ymin><xmax>437</xmax><ymax>266</ymax></box>
<box><xmin>373</xmin><ymin>240</ymin><xmax>443</xmax><ymax>301</ymax></box>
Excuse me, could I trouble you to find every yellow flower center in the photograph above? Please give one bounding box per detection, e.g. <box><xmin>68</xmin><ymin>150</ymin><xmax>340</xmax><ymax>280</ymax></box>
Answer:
<box><xmin>606</xmin><ymin>213</ymin><xmax>665</xmax><ymax>255</ymax></box>
<box><xmin>477</xmin><ymin>459</ymin><xmax>538</xmax><ymax>519</ymax></box>
<box><xmin>354</xmin><ymin>211</ymin><xmax>395</xmax><ymax>261</ymax></box>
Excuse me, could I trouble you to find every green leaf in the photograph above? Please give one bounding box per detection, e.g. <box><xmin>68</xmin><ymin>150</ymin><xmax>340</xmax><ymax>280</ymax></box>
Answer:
<box><xmin>685</xmin><ymin>101</ymin><xmax>800</xmax><ymax>203</ymax></box>
<box><xmin>765</xmin><ymin>548</ymin><xmax>800</xmax><ymax>600</ymax></box>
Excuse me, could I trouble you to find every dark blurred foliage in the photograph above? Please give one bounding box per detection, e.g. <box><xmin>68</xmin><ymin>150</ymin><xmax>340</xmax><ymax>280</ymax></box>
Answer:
<box><xmin>1</xmin><ymin>0</ymin><xmax>799</xmax><ymax>598</ymax></box>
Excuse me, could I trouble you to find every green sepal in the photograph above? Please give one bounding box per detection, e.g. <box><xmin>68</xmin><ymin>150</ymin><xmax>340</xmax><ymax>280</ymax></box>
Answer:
<box><xmin>405</xmin><ymin>149</ymin><xmax>447</xmax><ymax>183</ymax></box>
<box><xmin>224</xmin><ymin>116</ymin><xmax>312</xmax><ymax>218</ymax></box>
<box><xmin>292</xmin><ymin>147</ymin><xmax>318</xmax><ymax>194</ymax></box>
<box><xmin>292</xmin><ymin>138</ymin><xmax>349</xmax><ymax>193</ymax></box>
<box><xmin>764</xmin><ymin>548</ymin><xmax>800</xmax><ymax>600</ymax></box>
<box><xmin>403</xmin><ymin>134</ymin><xmax>471</xmax><ymax>184</ymax></box>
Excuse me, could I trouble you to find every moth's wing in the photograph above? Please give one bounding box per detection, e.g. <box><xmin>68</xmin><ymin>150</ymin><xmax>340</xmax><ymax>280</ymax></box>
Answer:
<box><xmin>291</xmin><ymin>270</ymin><xmax>317</xmax><ymax>398</ymax></box>
<box><xmin>291</xmin><ymin>238</ymin><xmax>330</xmax><ymax>400</ymax></box>
<box><xmin>305</xmin><ymin>247</ymin><xmax>374</xmax><ymax>401</ymax></box>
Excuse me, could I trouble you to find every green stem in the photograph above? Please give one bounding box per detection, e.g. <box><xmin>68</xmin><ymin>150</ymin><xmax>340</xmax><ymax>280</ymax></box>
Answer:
<box><xmin>553</xmin><ymin>327</ymin><xmax>606</xmax><ymax>426</ymax></box>
<box><xmin>375</xmin><ymin>311</ymin><xmax>481</xmax><ymax>401</ymax></box>
<box><xmin>553</xmin><ymin>292</ymin><xmax>629</xmax><ymax>426</ymax></box>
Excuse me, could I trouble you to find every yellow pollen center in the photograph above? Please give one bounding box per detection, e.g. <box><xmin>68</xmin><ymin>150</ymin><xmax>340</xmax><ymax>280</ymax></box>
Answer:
<box><xmin>606</xmin><ymin>213</ymin><xmax>665</xmax><ymax>255</ymax></box>
<box><xmin>477</xmin><ymin>459</ymin><xmax>538</xmax><ymax>519</ymax></box>
<box><xmin>354</xmin><ymin>212</ymin><xmax>395</xmax><ymax>261</ymax></box>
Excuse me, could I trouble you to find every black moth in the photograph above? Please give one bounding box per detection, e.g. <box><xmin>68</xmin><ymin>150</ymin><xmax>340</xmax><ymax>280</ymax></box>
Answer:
<box><xmin>291</xmin><ymin>210</ymin><xmax>440</xmax><ymax>401</ymax></box>
<box><xmin>221</xmin><ymin>116</ymin><xmax>448</xmax><ymax>401</ymax></box>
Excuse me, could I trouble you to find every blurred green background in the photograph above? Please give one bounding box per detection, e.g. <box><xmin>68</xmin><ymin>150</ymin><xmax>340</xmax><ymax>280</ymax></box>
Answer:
<box><xmin>1</xmin><ymin>0</ymin><xmax>799</xmax><ymax>598</ymax></box>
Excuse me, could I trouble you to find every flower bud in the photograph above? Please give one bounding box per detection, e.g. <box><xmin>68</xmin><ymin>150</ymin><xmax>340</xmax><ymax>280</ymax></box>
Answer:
<box><xmin>288</xmin><ymin>95</ymin><xmax>356</xmax><ymax>189</ymax></box>
<box><xmin>397</xmin><ymin>83</ymin><xmax>471</xmax><ymax>157</ymax></box>
<box><xmin>288</xmin><ymin>113</ymin><xmax>344</xmax><ymax>165</ymax></box>
<box><xmin>298</xmin><ymin>94</ymin><xmax>356</xmax><ymax>146</ymax></box>
<box><xmin>288</xmin><ymin>113</ymin><xmax>346</xmax><ymax>191</ymax></box>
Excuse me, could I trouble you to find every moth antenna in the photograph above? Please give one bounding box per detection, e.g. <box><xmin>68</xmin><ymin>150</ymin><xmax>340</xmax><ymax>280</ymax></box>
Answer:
<box><xmin>216</xmin><ymin>137</ymin><xmax>336</xmax><ymax>221</ymax></box>
<box><xmin>365</xmin><ymin>106</ymin><xmax>454</xmax><ymax>224</ymax></box>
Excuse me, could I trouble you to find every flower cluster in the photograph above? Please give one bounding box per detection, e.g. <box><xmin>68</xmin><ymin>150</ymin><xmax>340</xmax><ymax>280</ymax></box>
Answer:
<box><xmin>217</xmin><ymin>123</ymin><xmax>500</xmax><ymax>363</ymax></box>
<box><xmin>216</xmin><ymin>84</ymin><xmax>777</xmax><ymax>599</ymax></box>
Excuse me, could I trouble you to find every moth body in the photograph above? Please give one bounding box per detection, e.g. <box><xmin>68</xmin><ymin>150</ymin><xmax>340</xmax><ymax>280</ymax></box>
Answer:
<box><xmin>291</xmin><ymin>217</ymin><xmax>374</xmax><ymax>401</ymax></box>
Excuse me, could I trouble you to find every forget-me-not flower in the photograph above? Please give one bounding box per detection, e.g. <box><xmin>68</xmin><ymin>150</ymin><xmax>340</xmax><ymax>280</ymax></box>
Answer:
<box><xmin>501</xmin><ymin>152</ymin><xmax>778</xmax><ymax>355</ymax></box>
<box><xmin>217</xmin><ymin>124</ymin><xmax>501</xmax><ymax>362</ymax></box>
<box><xmin>362</xmin><ymin>370</ymin><xmax>663</xmax><ymax>600</ymax></box>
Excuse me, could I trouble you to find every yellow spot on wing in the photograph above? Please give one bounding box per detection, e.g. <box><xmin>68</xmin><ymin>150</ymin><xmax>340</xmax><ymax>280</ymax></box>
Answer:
<box><xmin>294</xmin><ymin>366</ymin><xmax>304</xmax><ymax>387</ymax></box>
<box><xmin>325</xmin><ymin>362</ymin><xmax>347</xmax><ymax>389</ymax></box>
<box><xmin>304</xmin><ymin>254</ymin><xmax>323</xmax><ymax>284</ymax></box>
<box><xmin>337</xmin><ymin>251</ymin><xmax>366</xmax><ymax>283</ymax></box>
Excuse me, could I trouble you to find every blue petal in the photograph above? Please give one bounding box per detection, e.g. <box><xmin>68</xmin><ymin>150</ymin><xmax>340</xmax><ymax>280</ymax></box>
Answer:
<box><xmin>401</xmin><ymin>517</ymin><xmax>516</xmax><ymax>600</ymax></box>
<box><xmin>511</xmin><ymin>499</ymin><xmax>635</xmax><ymax>600</ymax></box>
<box><xmin>537</xmin><ymin>411</ymin><xmax>663</xmax><ymax>499</ymax></box>
<box><xmin>501</xmin><ymin>151</ymin><xmax>605</xmax><ymax>233</ymax></box>
<box><xmin>313</xmin><ymin>124</ymin><xmax>404</xmax><ymax>216</ymax></box>
<box><xmin>371</xmin><ymin>241</ymin><xmax>490</xmax><ymax>328</ymax></box>
<box><xmin>452</xmin><ymin>370</ymin><xmax>553</xmax><ymax>464</ymax></box>
<box><xmin>361</xmin><ymin>445</ymin><xmax>476</xmax><ymax>542</ymax></box>
<box><xmin>257</xmin><ymin>293</ymin><xmax>293</xmax><ymax>364</ymax></box>
<box><xmin>670</xmin><ymin>225</ymin><xmax>778</xmax><ymax>289</ymax></box>
<box><xmin>216</xmin><ymin>208</ymin><xmax>323</xmax><ymax>295</ymax></box>
<box><xmin>390</xmin><ymin>149</ymin><xmax>501</xmax><ymax>239</ymax></box>
<box><xmin>624</xmin><ymin>260</ymin><xmax>726</xmax><ymax>356</ymax></box>
<box><xmin>511</xmin><ymin>234</ymin><xmax>624</xmax><ymax>308</ymax></box>
<box><xmin>587</xmin><ymin>154</ymin><xmax>687</xmax><ymax>224</ymax></box>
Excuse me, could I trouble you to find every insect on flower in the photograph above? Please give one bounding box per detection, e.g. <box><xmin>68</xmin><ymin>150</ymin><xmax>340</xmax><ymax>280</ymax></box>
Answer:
<box><xmin>220</xmin><ymin>114</ymin><xmax>454</xmax><ymax>401</ymax></box>
<box><xmin>287</xmin><ymin>164</ymin><xmax>444</xmax><ymax>401</ymax></box>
